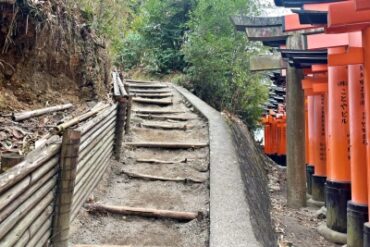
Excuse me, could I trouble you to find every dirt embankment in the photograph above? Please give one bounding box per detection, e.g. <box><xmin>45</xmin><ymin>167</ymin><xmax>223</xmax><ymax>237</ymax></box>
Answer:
<box><xmin>0</xmin><ymin>1</ymin><xmax>111</xmax><ymax>111</ymax></box>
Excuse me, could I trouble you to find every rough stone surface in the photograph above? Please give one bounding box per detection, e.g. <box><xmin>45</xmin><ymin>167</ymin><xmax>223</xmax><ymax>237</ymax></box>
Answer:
<box><xmin>175</xmin><ymin>86</ymin><xmax>262</xmax><ymax>247</ymax></box>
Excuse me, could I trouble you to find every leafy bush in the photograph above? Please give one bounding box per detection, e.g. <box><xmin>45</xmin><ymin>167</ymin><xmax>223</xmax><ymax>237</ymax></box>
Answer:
<box><xmin>182</xmin><ymin>0</ymin><xmax>268</xmax><ymax>129</ymax></box>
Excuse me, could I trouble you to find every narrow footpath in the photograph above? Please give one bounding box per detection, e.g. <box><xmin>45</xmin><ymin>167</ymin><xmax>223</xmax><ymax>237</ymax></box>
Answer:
<box><xmin>70</xmin><ymin>80</ymin><xmax>210</xmax><ymax>246</ymax></box>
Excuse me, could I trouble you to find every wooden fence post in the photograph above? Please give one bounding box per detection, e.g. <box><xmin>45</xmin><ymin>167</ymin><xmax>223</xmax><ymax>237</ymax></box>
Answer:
<box><xmin>114</xmin><ymin>97</ymin><xmax>127</xmax><ymax>161</ymax></box>
<box><xmin>52</xmin><ymin>129</ymin><xmax>81</xmax><ymax>247</ymax></box>
<box><xmin>125</xmin><ymin>95</ymin><xmax>133</xmax><ymax>133</ymax></box>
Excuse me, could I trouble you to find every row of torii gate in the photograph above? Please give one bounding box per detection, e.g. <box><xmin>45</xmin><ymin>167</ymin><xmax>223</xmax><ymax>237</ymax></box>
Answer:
<box><xmin>231</xmin><ymin>1</ymin><xmax>370</xmax><ymax>246</ymax></box>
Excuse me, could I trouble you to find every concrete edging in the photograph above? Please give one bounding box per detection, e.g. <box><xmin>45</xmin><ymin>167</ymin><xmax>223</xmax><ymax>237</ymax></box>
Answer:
<box><xmin>174</xmin><ymin>85</ymin><xmax>261</xmax><ymax>247</ymax></box>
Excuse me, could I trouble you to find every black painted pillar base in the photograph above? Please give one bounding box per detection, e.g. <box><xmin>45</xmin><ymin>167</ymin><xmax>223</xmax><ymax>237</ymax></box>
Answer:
<box><xmin>364</xmin><ymin>222</ymin><xmax>370</xmax><ymax>247</ymax></box>
<box><xmin>347</xmin><ymin>201</ymin><xmax>368</xmax><ymax>247</ymax></box>
<box><xmin>326</xmin><ymin>180</ymin><xmax>351</xmax><ymax>233</ymax></box>
<box><xmin>306</xmin><ymin>165</ymin><xmax>314</xmax><ymax>195</ymax></box>
<box><xmin>312</xmin><ymin>175</ymin><xmax>326</xmax><ymax>202</ymax></box>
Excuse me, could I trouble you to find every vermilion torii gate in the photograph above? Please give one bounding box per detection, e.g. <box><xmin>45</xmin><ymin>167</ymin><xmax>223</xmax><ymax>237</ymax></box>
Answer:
<box><xmin>269</xmin><ymin>0</ymin><xmax>370</xmax><ymax>246</ymax></box>
<box><xmin>234</xmin><ymin>2</ymin><xmax>370</xmax><ymax>246</ymax></box>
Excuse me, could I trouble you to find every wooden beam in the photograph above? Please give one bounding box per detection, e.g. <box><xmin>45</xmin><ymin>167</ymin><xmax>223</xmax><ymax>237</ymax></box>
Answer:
<box><xmin>245</xmin><ymin>26</ymin><xmax>288</xmax><ymax>41</ymax></box>
<box><xmin>250</xmin><ymin>55</ymin><xmax>286</xmax><ymax>71</ymax></box>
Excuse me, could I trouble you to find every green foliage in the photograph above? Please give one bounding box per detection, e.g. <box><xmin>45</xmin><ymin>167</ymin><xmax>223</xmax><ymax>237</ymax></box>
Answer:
<box><xmin>182</xmin><ymin>0</ymin><xmax>268</xmax><ymax>129</ymax></box>
<box><xmin>75</xmin><ymin>0</ymin><xmax>140</xmax><ymax>57</ymax></box>
<box><xmin>117</xmin><ymin>0</ymin><xmax>196</xmax><ymax>73</ymax></box>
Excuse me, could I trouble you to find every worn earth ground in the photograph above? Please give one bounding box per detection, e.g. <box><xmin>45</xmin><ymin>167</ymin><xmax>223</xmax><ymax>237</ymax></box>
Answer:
<box><xmin>70</xmin><ymin>82</ymin><xmax>210</xmax><ymax>246</ymax></box>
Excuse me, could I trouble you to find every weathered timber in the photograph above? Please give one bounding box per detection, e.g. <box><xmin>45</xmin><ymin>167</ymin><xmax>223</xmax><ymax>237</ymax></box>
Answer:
<box><xmin>125</xmin><ymin>83</ymin><xmax>168</xmax><ymax>89</ymax></box>
<box><xmin>125</xmin><ymin>96</ymin><xmax>133</xmax><ymax>133</ymax></box>
<box><xmin>114</xmin><ymin>98</ymin><xmax>127</xmax><ymax>160</ymax></box>
<box><xmin>14</xmin><ymin>206</ymin><xmax>52</xmax><ymax>247</ymax></box>
<box><xmin>0</xmin><ymin>180</ymin><xmax>54</xmax><ymax>239</ymax></box>
<box><xmin>79</xmin><ymin>117</ymin><xmax>115</xmax><ymax>152</ymax></box>
<box><xmin>126</xmin><ymin>79</ymin><xmax>167</xmax><ymax>84</ymax></box>
<box><xmin>250</xmin><ymin>54</ymin><xmax>286</xmax><ymax>71</ymax></box>
<box><xmin>138</xmin><ymin>122</ymin><xmax>188</xmax><ymax>130</ymax></box>
<box><xmin>1</xmin><ymin>153</ymin><xmax>24</xmax><ymax>173</ymax></box>
<box><xmin>131</xmin><ymin>93</ymin><xmax>173</xmax><ymax>98</ymax></box>
<box><xmin>286</xmin><ymin>32</ymin><xmax>306</xmax><ymax>208</ymax></box>
<box><xmin>85</xmin><ymin>203</ymin><xmax>201</xmax><ymax>221</ymax></box>
<box><xmin>135</xmin><ymin>114</ymin><xmax>193</xmax><ymax>121</ymax></box>
<box><xmin>129</xmin><ymin>89</ymin><xmax>171</xmax><ymax>94</ymax></box>
<box><xmin>26</xmin><ymin>217</ymin><xmax>52</xmax><ymax>247</ymax></box>
<box><xmin>125</xmin><ymin>142</ymin><xmax>208</xmax><ymax>149</ymax></box>
<box><xmin>71</xmin><ymin>151</ymin><xmax>111</xmax><ymax>221</ymax></box>
<box><xmin>133</xmin><ymin>109</ymin><xmax>186</xmax><ymax>114</ymax></box>
<box><xmin>74</xmin><ymin>133</ymin><xmax>113</xmax><ymax>190</ymax></box>
<box><xmin>113</xmin><ymin>74</ymin><xmax>120</xmax><ymax>97</ymax></box>
<box><xmin>0</xmin><ymin>166</ymin><xmax>57</xmax><ymax>222</ymax></box>
<box><xmin>77</xmin><ymin>105</ymin><xmax>116</xmax><ymax>136</ymax></box>
<box><xmin>12</xmin><ymin>103</ymin><xmax>73</xmax><ymax>121</ymax></box>
<box><xmin>52</xmin><ymin>129</ymin><xmax>81</xmax><ymax>247</ymax></box>
<box><xmin>133</xmin><ymin>97</ymin><xmax>173</xmax><ymax>105</ymax></box>
<box><xmin>0</xmin><ymin>143</ymin><xmax>60</xmax><ymax>194</ymax></box>
<box><xmin>231</xmin><ymin>15</ymin><xmax>284</xmax><ymax>31</ymax></box>
<box><xmin>52</xmin><ymin>103</ymin><xmax>110</xmax><ymax>134</ymax></box>
<box><xmin>0</xmin><ymin>198</ymin><xmax>53</xmax><ymax>246</ymax></box>
<box><xmin>136</xmin><ymin>158</ymin><xmax>187</xmax><ymax>164</ymax></box>
<box><xmin>246</xmin><ymin>26</ymin><xmax>288</xmax><ymax>42</ymax></box>
<box><xmin>121</xmin><ymin>170</ymin><xmax>206</xmax><ymax>183</ymax></box>
<box><xmin>116</xmin><ymin>74</ymin><xmax>128</xmax><ymax>96</ymax></box>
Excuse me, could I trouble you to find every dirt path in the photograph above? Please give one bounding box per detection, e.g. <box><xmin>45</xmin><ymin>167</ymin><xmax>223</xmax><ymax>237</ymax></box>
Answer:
<box><xmin>70</xmin><ymin>81</ymin><xmax>210</xmax><ymax>246</ymax></box>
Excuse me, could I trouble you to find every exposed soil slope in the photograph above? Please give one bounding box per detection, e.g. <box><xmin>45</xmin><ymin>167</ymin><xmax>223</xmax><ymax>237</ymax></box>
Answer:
<box><xmin>0</xmin><ymin>1</ymin><xmax>110</xmax><ymax>111</ymax></box>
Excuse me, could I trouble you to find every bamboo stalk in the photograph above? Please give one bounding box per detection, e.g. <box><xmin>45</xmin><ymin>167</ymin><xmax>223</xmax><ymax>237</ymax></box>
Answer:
<box><xmin>12</xmin><ymin>103</ymin><xmax>73</xmax><ymax>121</ymax></box>
<box><xmin>32</xmin><ymin>231</ymin><xmax>51</xmax><ymax>247</ymax></box>
<box><xmin>79</xmin><ymin>118</ymin><xmax>116</xmax><ymax>152</ymax></box>
<box><xmin>129</xmin><ymin>89</ymin><xmax>171</xmax><ymax>94</ymax></box>
<box><xmin>121</xmin><ymin>170</ymin><xmax>206</xmax><ymax>183</ymax></box>
<box><xmin>135</xmin><ymin>114</ymin><xmax>193</xmax><ymax>121</ymax></box>
<box><xmin>0</xmin><ymin>190</ymin><xmax>54</xmax><ymax>245</ymax></box>
<box><xmin>84</xmin><ymin>203</ymin><xmax>201</xmax><ymax>221</ymax></box>
<box><xmin>0</xmin><ymin>166</ymin><xmax>57</xmax><ymax>222</ymax></box>
<box><xmin>136</xmin><ymin>158</ymin><xmax>187</xmax><ymax>164</ymax></box>
<box><xmin>77</xmin><ymin>105</ymin><xmax>116</xmax><ymax>135</ymax></box>
<box><xmin>75</xmin><ymin>132</ymin><xmax>114</xmax><ymax>186</ymax></box>
<box><xmin>138</xmin><ymin>122</ymin><xmax>188</xmax><ymax>130</ymax></box>
<box><xmin>133</xmin><ymin>109</ymin><xmax>185</xmax><ymax>114</ymax></box>
<box><xmin>133</xmin><ymin>97</ymin><xmax>173</xmax><ymax>105</ymax></box>
<box><xmin>71</xmin><ymin>152</ymin><xmax>112</xmax><ymax>221</ymax></box>
<box><xmin>125</xmin><ymin>83</ymin><xmax>168</xmax><ymax>89</ymax></box>
<box><xmin>26</xmin><ymin>217</ymin><xmax>52</xmax><ymax>247</ymax></box>
<box><xmin>125</xmin><ymin>142</ymin><xmax>209</xmax><ymax>149</ymax></box>
<box><xmin>131</xmin><ymin>93</ymin><xmax>173</xmax><ymax>98</ymax></box>
<box><xmin>77</xmin><ymin>129</ymin><xmax>114</xmax><ymax>174</ymax></box>
<box><xmin>0</xmin><ymin>143</ymin><xmax>60</xmax><ymax>194</ymax></box>
<box><xmin>13</xmin><ymin>205</ymin><xmax>52</xmax><ymax>247</ymax></box>
<box><xmin>52</xmin><ymin>103</ymin><xmax>110</xmax><ymax>134</ymax></box>
<box><xmin>74</xmin><ymin>141</ymin><xmax>112</xmax><ymax>197</ymax></box>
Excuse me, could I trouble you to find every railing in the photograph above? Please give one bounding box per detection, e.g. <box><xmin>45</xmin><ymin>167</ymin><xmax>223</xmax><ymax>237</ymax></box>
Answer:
<box><xmin>0</xmin><ymin>72</ymin><xmax>132</xmax><ymax>246</ymax></box>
